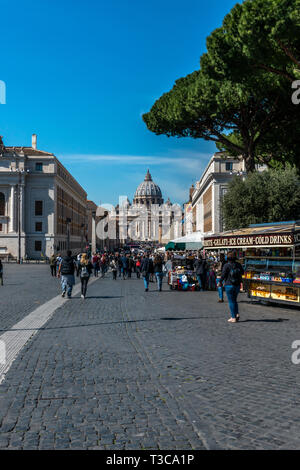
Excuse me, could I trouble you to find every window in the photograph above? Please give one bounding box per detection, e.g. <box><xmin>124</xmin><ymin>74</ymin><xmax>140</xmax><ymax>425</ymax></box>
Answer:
<box><xmin>35</xmin><ymin>240</ymin><xmax>42</xmax><ymax>251</ymax></box>
<box><xmin>35</xmin><ymin>162</ymin><xmax>43</xmax><ymax>172</ymax></box>
<box><xmin>35</xmin><ymin>201</ymin><xmax>43</xmax><ymax>216</ymax></box>
<box><xmin>35</xmin><ymin>222</ymin><xmax>43</xmax><ymax>232</ymax></box>
<box><xmin>0</xmin><ymin>193</ymin><xmax>5</xmax><ymax>216</ymax></box>
<box><xmin>226</xmin><ymin>162</ymin><xmax>233</xmax><ymax>171</ymax></box>
<box><xmin>0</xmin><ymin>224</ymin><xmax>2</xmax><ymax>231</ymax></box>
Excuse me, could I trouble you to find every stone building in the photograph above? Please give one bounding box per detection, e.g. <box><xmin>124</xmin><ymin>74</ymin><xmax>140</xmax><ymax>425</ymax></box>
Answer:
<box><xmin>97</xmin><ymin>170</ymin><xmax>182</xmax><ymax>248</ymax></box>
<box><xmin>0</xmin><ymin>135</ymin><xmax>87</xmax><ymax>260</ymax></box>
<box><xmin>191</xmin><ymin>152</ymin><xmax>266</xmax><ymax>237</ymax></box>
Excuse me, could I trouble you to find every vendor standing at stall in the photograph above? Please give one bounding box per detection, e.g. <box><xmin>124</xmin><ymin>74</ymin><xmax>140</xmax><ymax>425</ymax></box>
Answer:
<box><xmin>218</xmin><ymin>252</ymin><xmax>244</xmax><ymax>323</ymax></box>
<box><xmin>194</xmin><ymin>254</ymin><xmax>208</xmax><ymax>291</ymax></box>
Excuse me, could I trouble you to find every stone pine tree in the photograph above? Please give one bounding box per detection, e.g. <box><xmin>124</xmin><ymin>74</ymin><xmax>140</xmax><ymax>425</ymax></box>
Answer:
<box><xmin>143</xmin><ymin>0</ymin><xmax>300</xmax><ymax>173</ymax></box>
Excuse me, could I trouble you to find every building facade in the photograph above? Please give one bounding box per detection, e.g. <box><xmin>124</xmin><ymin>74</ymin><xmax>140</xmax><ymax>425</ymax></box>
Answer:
<box><xmin>0</xmin><ymin>135</ymin><xmax>87</xmax><ymax>260</ymax></box>
<box><xmin>190</xmin><ymin>153</ymin><xmax>266</xmax><ymax>237</ymax></box>
<box><xmin>97</xmin><ymin>170</ymin><xmax>183</xmax><ymax>248</ymax></box>
<box><xmin>191</xmin><ymin>153</ymin><xmax>246</xmax><ymax>237</ymax></box>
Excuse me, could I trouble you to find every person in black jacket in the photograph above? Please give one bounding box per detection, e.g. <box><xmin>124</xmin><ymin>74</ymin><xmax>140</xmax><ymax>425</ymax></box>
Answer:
<box><xmin>57</xmin><ymin>250</ymin><xmax>76</xmax><ymax>298</ymax></box>
<box><xmin>77</xmin><ymin>253</ymin><xmax>93</xmax><ymax>299</ymax></box>
<box><xmin>141</xmin><ymin>253</ymin><xmax>154</xmax><ymax>292</ymax></box>
<box><xmin>194</xmin><ymin>254</ymin><xmax>207</xmax><ymax>291</ymax></box>
<box><xmin>218</xmin><ymin>252</ymin><xmax>244</xmax><ymax>323</ymax></box>
<box><xmin>153</xmin><ymin>254</ymin><xmax>164</xmax><ymax>292</ymax></box>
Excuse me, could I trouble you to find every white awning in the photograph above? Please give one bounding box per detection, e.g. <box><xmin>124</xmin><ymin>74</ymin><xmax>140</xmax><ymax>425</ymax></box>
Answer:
<box><xmin>171</xmin><ymin>232</ymin><xmax>203</xmax><ymax>244</ymax></box>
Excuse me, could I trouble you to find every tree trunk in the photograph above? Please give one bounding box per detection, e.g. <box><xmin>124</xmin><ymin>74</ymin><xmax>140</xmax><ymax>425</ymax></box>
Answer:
<box><xmin>243</xmin><ymin>149</ymin><xmax>256</xmax><ymax>173</ymax></box>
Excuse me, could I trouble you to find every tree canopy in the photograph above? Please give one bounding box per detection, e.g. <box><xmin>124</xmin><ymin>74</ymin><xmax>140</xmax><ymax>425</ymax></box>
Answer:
<box><xmin>143</xmin><ymin>0</ymin><xmax>300</xmax><ymax>173</ymax></box>
<box><xmin>221</xmin><ymin>165</ymin><xmax>300</xmax><ymax>230</ymax></box>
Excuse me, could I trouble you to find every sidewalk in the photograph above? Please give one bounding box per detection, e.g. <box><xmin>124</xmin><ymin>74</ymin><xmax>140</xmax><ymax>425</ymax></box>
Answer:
<box><xmin>0</xmin><ymin>275</ymin><xmax>300</xmax><ymax>449</ymax></box>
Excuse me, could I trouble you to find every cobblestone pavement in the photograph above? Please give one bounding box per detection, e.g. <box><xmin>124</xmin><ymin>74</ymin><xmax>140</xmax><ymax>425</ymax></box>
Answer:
<box><xmin>1</xmin><ymin>271</ymin><xmax>300</xmax><ymax>450</ymax></box>
<box><xmin>0</xmin><ymin>264</ymin><xmax>60</xmax><ymax>330</ymax></box>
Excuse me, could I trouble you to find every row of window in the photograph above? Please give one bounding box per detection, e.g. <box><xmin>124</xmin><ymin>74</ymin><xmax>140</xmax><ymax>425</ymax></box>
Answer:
<box><xmin>31</xmin><ymin>240</ymin><xmax>82</xmax><ymax>253</ymax></box>
<box><xmin>0</xmin><ymin>193</ymin><xmax>4</xmax><ymax>216</ymax></box>
<box><xmin>0</xmin><ymin>195</ymin><xmax>44</xmax><ymax>217</ymax></box>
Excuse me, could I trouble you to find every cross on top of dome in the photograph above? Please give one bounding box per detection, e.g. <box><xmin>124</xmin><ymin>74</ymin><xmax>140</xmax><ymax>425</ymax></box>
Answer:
<box><xmin>144</xmin><ymin>169</ymin><xmax>152</xmax><ymax>181</ymax></box>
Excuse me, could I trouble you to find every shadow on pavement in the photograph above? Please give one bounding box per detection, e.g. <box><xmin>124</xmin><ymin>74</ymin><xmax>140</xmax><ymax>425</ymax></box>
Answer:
<box><xmin>0</xmin><ymin>316</ymin><xmax>211</xmax><ymax>332</ymax></box>
<box><xmin>78</xmin><ymin>296</ymin><xmax>123</xmax><ymax>299</ymax></box>
<box><xmin>240</xmin><ymin>318</ymin><xmax>289</xmax><ymax>323</ymax></box>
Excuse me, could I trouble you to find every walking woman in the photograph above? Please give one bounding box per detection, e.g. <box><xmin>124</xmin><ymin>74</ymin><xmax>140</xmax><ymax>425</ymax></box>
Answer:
<box><xmin>218</xmin><ymin>252</ymin><xmax>244</xmax><ymax>323</ymax></box>
<box><xmin>78</xmin><ymin>253</ymin><xmax>93</xmax><ymax>299</ymax></box>
<box><xmin>153</xmin><ymin>254</ymin><xmax>164</xmax><ymax>292</ymax></box>
<box><xmin>0</xmin><ymin>260</ymin><xmax>3</xmax><ymax>286</ymax></box>
<box><xmin>110</xmin><ymin>258</ymin><xmax>118</xmax><ymax>280</ymax></box>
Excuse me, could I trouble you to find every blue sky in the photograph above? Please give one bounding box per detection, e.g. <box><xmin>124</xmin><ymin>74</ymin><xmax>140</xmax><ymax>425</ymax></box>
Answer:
<box><xmin>1</xmin><ymin>0</ymin><xmax>239</xmax><ymax>205</ymax></box>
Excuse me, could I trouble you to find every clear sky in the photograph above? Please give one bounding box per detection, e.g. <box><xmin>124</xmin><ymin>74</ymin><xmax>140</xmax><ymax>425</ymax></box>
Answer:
<box><xmin>1</xmin><ymin>0</ymin><xmax>239</xmax><ymax>206</ymax></box>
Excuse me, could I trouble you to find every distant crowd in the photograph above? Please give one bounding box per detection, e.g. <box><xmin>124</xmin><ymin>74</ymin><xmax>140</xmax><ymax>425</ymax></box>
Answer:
<box><xmin>48</xmin><ymin>248</ymin><xmax>244</xmax><ymax>323</ymax></box>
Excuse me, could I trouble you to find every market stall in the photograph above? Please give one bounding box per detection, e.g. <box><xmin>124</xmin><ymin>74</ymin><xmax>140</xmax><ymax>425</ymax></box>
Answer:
<box><xmin>165</xmin><ymin>232</ymin><xmax>203</xmax><ymax>252</ymax></box>
<box><xmin>167</xmin><ymin>254</ymin><xmax>198</xmax><ymax>291</ymax></box>
<box><xmin>203</xmin><ymin>222</ymin><xmax>300</xmax><ymax>307</ymax></box>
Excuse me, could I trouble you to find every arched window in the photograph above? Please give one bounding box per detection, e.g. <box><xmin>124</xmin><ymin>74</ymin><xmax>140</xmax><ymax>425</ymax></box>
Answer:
<box><xmin>0</xmin><ymin>193</ymin><xmax>5</xmax><ymax>216</ymax></box>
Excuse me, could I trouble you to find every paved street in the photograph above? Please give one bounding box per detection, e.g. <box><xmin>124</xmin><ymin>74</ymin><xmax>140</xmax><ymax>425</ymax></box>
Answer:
<box><xmin>1</xmin><ymin>265</ymin><xmax>300</xmax><ymax>450</ymax></box>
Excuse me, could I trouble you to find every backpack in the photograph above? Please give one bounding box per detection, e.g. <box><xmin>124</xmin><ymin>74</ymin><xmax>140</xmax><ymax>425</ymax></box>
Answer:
<box><xmin>60</xmin><ymin>257</ymin><xmax>75</xmax><ymax>275</ymax></box>
<box><xmin>228</xmin><ymin>263</ymin><xmax>242</xmax><ymax>285</ymax></box>
<box><xmin>80</xmin><ymin>265</ymin><xmax>89</xmax><ymax>278</ymax></box>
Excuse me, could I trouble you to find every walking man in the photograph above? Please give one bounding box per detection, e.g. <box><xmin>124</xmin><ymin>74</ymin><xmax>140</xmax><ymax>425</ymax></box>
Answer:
<box><xmin>141</xmin><ymin>253</ymin><xmax>154</xmax><ymax>292</ymax></box>
<box><xmin>153</xmin><ymin>254</ymin><xmax>164</xmax><ymax>292</ymax></box>
<box><xmin>120</xmin><ymin>253</ymin><xmax>129</xmax><ymax>280</ymax></box>
<box><xmin>49</xmin><ymin>253</ymin><xmax>57</xmax><ymax>277</ymax></box>
<box><xmin>57</xmin><ymin>251</ymin><xmax>76</xmax><ymax>298</ymax></box>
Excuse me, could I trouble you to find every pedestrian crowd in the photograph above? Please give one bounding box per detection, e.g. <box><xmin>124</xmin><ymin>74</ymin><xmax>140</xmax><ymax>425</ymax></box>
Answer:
<box><xmin>48</xmin><ymin>248</ymin><xmax>168</xmax><ymax>300</ymax></box>
<box><xmin>1</xmin><ymin>247</ymin><xmax>244</xmax><ymax>324</ymax></box>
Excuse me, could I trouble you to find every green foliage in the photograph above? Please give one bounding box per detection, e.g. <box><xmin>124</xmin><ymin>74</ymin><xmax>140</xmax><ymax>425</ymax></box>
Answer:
<box><xmin>222</xmin><ymin>166</ymin><xmax>300</xmax><ymax>230</ymax></box>
<box><xmin>143</xmin><ymin>0</ymin><xmax>300</xmax><ymax>173</ymax></box>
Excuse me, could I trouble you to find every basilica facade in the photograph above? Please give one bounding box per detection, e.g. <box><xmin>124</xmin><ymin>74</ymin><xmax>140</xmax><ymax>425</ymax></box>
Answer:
<box><xmin>98</xmin><ymin>170</ymin><xmax>183</xmax><ymax>247</ymax></box>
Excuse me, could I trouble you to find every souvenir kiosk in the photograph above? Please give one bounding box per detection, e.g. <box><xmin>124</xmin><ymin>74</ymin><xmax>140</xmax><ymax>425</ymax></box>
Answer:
<box><xmin>167</xmin><ymin>254</ymin><xmax>198</xmax><ymax>291</ymax></box>
<box><xmin>203</xmin><ymin>222</ymin><xmax>300</xmax><ymax>307</ymax></box>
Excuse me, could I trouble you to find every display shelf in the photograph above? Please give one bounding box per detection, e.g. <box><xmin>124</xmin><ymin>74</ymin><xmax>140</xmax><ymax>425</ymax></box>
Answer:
<box><xmin>244</xmin><ymin>280</ymin><xmax>298</xmax><ymax>287</ymax></box>
<box><xmin>248</xmin><ymin>294</ymin><xmax>300</xmax><ymax>306</ymax></box>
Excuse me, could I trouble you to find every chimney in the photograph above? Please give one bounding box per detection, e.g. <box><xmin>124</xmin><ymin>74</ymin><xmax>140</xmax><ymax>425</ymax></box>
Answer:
<box><xmin>32</xmin><ymin>134</ymin><xmax>37</xmax><ymax>149</ymax></box>
<box><xmin>189</xmin><ymin>184</ymin><xmax>195</xmax><ymax>201</ymax></box>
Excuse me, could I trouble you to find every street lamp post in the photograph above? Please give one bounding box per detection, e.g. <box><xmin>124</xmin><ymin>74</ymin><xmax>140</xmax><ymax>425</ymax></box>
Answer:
<box><xmin>17</xmin><ymin>171</ymin><xmax>21</xmax><ymax>264</ymax></box>
<box><xmin>91</xmin><ymin>211</ymin><xmax>96</xmax><ymax>254</ymax></box>
<box><xmin>80</xmin><ymin>223</ymin><xmax>85</xmax><ymax>252</ymax></box>
<box><xmin>66</xmin><ymin>218</ymin><xmax>71</xmax><ymax>252</ymax></box>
